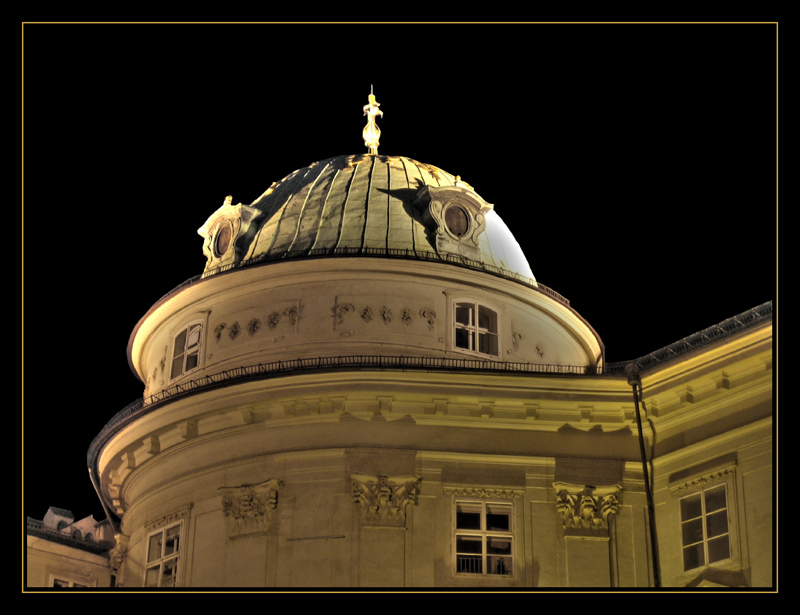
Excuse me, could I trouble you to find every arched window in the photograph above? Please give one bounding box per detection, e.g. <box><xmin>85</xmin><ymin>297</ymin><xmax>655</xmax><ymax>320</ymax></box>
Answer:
<box><xmin>453</xmin><ymin>301</ymin><xmax>499</xmax><ymax>356</ymax></box>
<box><xmin>170</xmin><ymin>323</ymin><xmax>203</xmax><ymax>380</ymax></box>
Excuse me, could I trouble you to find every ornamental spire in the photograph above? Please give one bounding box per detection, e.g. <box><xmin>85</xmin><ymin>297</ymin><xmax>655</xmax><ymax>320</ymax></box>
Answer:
<box><xmin>362</xmin><ymin>85</ymin><xmax>383</xmax><ymax>155</ymax></box>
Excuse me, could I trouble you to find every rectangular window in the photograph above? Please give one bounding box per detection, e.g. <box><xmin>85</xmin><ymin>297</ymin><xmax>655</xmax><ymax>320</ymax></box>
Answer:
<box><xmin>455</xmin><ymin>500</ymin><xmax>513</xmax><ymax>575</ymax></box>
<box><xmin>145</xmin><ymin>522</ymin><xmax>182</xmax><ymax>588</ymax></box>
<box><xmin>170</xmin><ymin>323</ymin><xmax>202</xmax><ymax>380</ymax></box>
<box><xmin>680</xmin><ymin>484</ymin><xmax>731</xmax><ymax>571</ymax></box>
<box><xmin>454</xmin><ymin>302</ymin><xmax>498</xmax><ymax>356</ymax></box>
<box><xmin>52</xmin><ymin>577</ymin><xmax>91</xmax><ymax>588</ymax></box>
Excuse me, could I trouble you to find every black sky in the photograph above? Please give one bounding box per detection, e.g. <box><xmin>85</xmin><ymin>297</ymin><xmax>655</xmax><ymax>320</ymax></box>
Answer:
<box><xmin>22</xmin><ymin>22</ymin><xmax>777</xmax><ymax>524</ymax></box>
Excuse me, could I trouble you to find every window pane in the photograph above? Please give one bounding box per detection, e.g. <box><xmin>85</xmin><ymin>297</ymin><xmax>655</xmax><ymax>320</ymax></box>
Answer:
<box><xmin>185</xmin><ymin>351</ymin><xmax>199</xmax><ymax>372</ymax></box>
<box><xmin>479</xmin><ymin>331</ymin><xmax>498</xmax><ymax>355</ymax></box>
<box><xmin>187</xmin><ymin>326</ymin><xmax>201</xmax><ymax>349</ymax></box>
<box><xmin>162</xmin><ymin>558</ymin><xmax>179</xmax><ymax>587</ymax></box>
<box><xmin>707</xmin><ymin>535</ymin><xmax>731</xmax><ymax>564</ymax></box>
<box><xmin>164</xmin><ymin>525</ymin><xmax>180</xmax><ymax>556</ymax></box>
<box><xmin>487</xmin><ymin>536</ymin><xmax>512</xmax><ymax>556</ymax></box>
<box><xmin>486</xmin><ymin>504</ymin><xmax>511</xmax><ymax>531</ymax></box>
<box><xmin>456</xmin><ymin>535</ymin><xmax>483</xmax><ymax>554</ymax></box>
<box><xmin>455</xmin><ymin>327</ymin><xmax>472</xmax><ymax>350</ymax></box>
<box><xmin>488</xmin><ymin>555</ymin><xmax>512</xmax><ymax>575</ymax></box>
<box><xmin>171</xmin><ymin>356</ymin><xmax>184</xmax><ymax>379</ymax></box>
<box><xmin>704</xmin><ymin>485</ymin><xmax>727</xmax><ymax>513</ymax></box>
<box><xmin>683</xmin><ymin>542</ymin><xmax>705</xmax><ymax>570</ymax></box>
<box><xmin>681</xmin><ymin>518</ymin><xmax>704</xmax><ymax>546</ymax></box>
<box><xmin>445</xmin><ymin>205</ymin><xmax>470</xmax><ymax>237</ymax></box>
<box><xmin>478</xmin><ymin>306</ymin><xmax>497</xmax><ymax>332</ymax></box>
<box><xmin>706</xmin><ymin>510</ymin><xmax>728</xmax><ymax>539</ymax></box>
<box><xmin>680</xmin><ymin>493</ymin><xmax>702</xmax><ymax>521</ymax></box>
<box><xmin>456</xmin><ymin>555</ymin><xmax>482</xmax><ymax>574</ymax></box>
<box><xmin>148</xmin><ymin>533</ymin><xmax>162</xmax><ymax>562</ymax></box>
<box><xmin>145</xmin><ymin>566</ymin><xmax>161</xmax><ymax>588</ymax></box>
<box><xmin>173</xmin><ymin>330</ymin><xmax>187</xmax><ymax>355</ymax></box>
<box><xmin>455</xmin><ymin>304</ymin><xmax>473</xmax><ymax>326</ymax></box>
<box><xmin>456</xmin><ymin>503</ymin><xmax>482</xmax><ymax>529</ymax></box>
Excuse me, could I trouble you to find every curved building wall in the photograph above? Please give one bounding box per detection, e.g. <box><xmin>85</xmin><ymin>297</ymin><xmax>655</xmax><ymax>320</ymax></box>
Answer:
<box><xmin>131</xmin><ymin>258</ymin><xmax>601</xmax><ymax>401</ymax></box>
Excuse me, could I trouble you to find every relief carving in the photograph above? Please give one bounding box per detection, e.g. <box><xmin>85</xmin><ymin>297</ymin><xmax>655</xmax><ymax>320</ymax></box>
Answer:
<box><xmin>380</xmin><ymin>306</ymin><xmax>393</xmax><ymax>324</ymax></box>
<box><xmin>419</xmin><ymin>308</ymin><xmax>437</xmax><ymax>330</ymax></box>
<box><xmin>351</xmin><ymin>473</ymin><xmax>421</xmax><ymax>527</ymax></box>
<box><xmin>228</xmin><ymin>322</ymin><xmax>241</xmax><ymax>340</ymax></box>
<box><xmin>220</xmin><ymin>479</ymin><xmax>283</xmax><ymax>539</ymax></box>
<box><xmin>248</xmin><ymin>318</ymin><xmax>261</xmax><ymax>336</ymax></box>
<box><xmin>511</xmin><ymin>330</ymin><xmax>524</xmax><ymax>352</ymax></box>
<box><xmin>214</xmin><ymin>323</ymin><xmax>226</xmax><ymax>341</ymax></box>
<box><xmin>334</xmin><ymin>302</ymin><xmax>356</xmax><ymax>325</ymax></box>
<box><xmin>283</xmin><ymin>306</ymin><xmax>300</xmax><ymax>325</ymax></box>
<box><xmin>401</xmin><ymin>308</ymin><xmax>413</xmax><ymax>326</ymax></box>
<box><xmin>108</xmin><ymin>533</ymin><xmax>129</xmax><ymax>582</ymax></box>
<box><xmin>554</xmin><ymin>483</ymin><xmax>621</xmax><ymax>534</ymax></box>
<box><xmin>268</xmin><ymin>311</ymin><xmax>281</xmax><ymax>329</ymax></box>
<box><xmin>361</xmin><ymin>306</ymin><xmax>375</xmax><ymax>322</ymax></box>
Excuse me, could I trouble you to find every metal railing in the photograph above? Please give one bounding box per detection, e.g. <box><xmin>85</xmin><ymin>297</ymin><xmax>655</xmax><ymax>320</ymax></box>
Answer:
<box><xmin>152</xmin><ymin>246</ymin><xmax>570</xmax><ymax>311</ymax></box>
<box><xmin>603</xmin><ymin>300</ymin><xmax>773</xmax><ymax>374</ymax></box>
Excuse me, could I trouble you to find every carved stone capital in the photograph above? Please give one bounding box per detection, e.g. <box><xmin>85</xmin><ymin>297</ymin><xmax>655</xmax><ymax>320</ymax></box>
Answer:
<box><xmin>220</xmin><ymin>479</ymin><xmax>283</xmax><ymax>539</ymax></box>
<box><xmin>351</xmin><ymin>473</ymin><xmax>421</xmax><ymax>527</ymax></box>
<box><xmin>554</xmin><ymin>482</ymin><xmax>621</xmax><ymax>534</ymax></box>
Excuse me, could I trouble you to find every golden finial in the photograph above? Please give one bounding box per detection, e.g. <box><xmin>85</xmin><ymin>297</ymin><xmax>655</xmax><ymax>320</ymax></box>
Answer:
<box><xmin>362</xmin><ymin>85</ymin><xmax>383</xmax><ymax>155</ymax></box>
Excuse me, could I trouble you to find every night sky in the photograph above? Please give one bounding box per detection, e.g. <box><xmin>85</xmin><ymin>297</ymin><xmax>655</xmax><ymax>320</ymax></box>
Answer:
<box><xmin>22</xmin><ymin>23</ymin><xmax>776</xmax><ymax>525</ymax></box>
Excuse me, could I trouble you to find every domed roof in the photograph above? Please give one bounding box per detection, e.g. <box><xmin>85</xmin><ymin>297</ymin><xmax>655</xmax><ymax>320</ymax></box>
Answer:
<box><xmin>199</xmin><ymin>153</ymin><xmax>536</xmax><ymax>285</ymax></box>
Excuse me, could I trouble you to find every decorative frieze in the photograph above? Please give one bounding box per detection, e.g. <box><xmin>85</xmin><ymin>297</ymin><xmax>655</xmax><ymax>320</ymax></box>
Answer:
<box><xmin>220</xmin><ymin>479</ymin><xmax>283</xmax><ymax>539</ymax></box>
<box><xmin>443</xmin><ymin>486</ymin><xmax>523</xmax><ymax>500</ymax></box>
<box><xmin>554</xmin><ymin>483</ymin><xmax>621</xmax><ymax>534</ymax></box>
<box><xmin>669</xmin><ymin>467</ymin><xmax>733</xmax><ymax>494</ymax></box>
<box><xmin>351</xmin><ymin>473</ymin><xmax>421</xmax><ymax>527</ymax></box>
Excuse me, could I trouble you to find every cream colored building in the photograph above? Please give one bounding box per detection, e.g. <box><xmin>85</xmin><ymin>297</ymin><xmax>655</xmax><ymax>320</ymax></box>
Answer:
<box><xmin>26</xmin><ymin>507</ymin><xmax>116</xmax><ymax>588</ymax></box>
<box><xmin>86</xmin><ymin>95</ymin><xmax>773</xmax><ymax>589</ymax></box>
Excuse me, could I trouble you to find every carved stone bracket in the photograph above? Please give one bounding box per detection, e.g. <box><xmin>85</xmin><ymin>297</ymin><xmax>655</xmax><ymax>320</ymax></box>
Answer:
<box><xmin>351</xmin><ymin>473</ymin><xmax>421</xmax><ymax>527</ymax></box>
<box><xmin>554</xmin><ymin>482</ymin><xmax>621</xmax><ymax>534</ymax></box>
<box><xmin>108</xmin><ymin>533</ymin><xmax>130</xmax><ymax>584</ymax></box>
<box><xmin>220</xmin><ymin>479</ymin><xmax>283</xmax><ymax>539</ymax></box>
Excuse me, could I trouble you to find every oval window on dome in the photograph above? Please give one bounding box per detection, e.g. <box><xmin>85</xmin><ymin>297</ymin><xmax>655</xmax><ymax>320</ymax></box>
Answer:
<box><xmin>214</xmin><ymin>222</ymin><xmax>232</xmax><ymax>257</ymax></box>
<box><xmin>445</xmin><ymin>204</ymin><xmax>470</xmax><ymax>238</ymax></box>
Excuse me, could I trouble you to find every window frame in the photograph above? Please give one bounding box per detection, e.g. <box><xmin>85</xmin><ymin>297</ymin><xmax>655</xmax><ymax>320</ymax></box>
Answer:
<box><xmin>49</xmin><ymin>575</ymin><xmax>93</xmax><ymax>588</ymax></box>
<box><xmin>169</xmin><ymin>322</ymin><xmax>203</xmax><ymax>381</ymax></box>
<box><xmin>144</xmin><ymin>520</ymin><xmax>183</xmax><ymax>588</ymax></box>
<box><xmin>452</xmin><ymin>498</ymin><xmax>515</xmax><ymax>577</ymax></box>
<box><xmin>679</xmin><ymin>482</ymin><xmax>732</xmax><ymax>572</ymax></box>
<box><xmin>451</xmin><ymin>299</ymin><xmax>500</xmax><ymax>358</ymax></box>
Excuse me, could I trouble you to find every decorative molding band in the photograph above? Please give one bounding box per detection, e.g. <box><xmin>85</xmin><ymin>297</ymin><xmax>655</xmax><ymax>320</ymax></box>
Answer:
<box><xmin>553</xmin><ymin>482</ymin><xmax>621</xmax><ymax>534</ymax></box>
<box><xmin>443</xmin><ymin>486</ymin><xmax>524</xmax><ymax>500</ymax></box>
<box><xmin>669</xmin><ymin>468</ymin><xmax>734</xmax><ymax>495</ymax></box>
<box><xmin>144</xmin><ymin>506</ymin><xmax>191</xmax><ymax>533</ymax></box>
<box><xmin>351</xmin><ymin>473</ymin><xmax>421</xmax><ymax>527</ymax></box>
<box><xmin>220</xmin><ymin>479</ymin><xmax>283</xmax><ymax>539</ymax></box>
